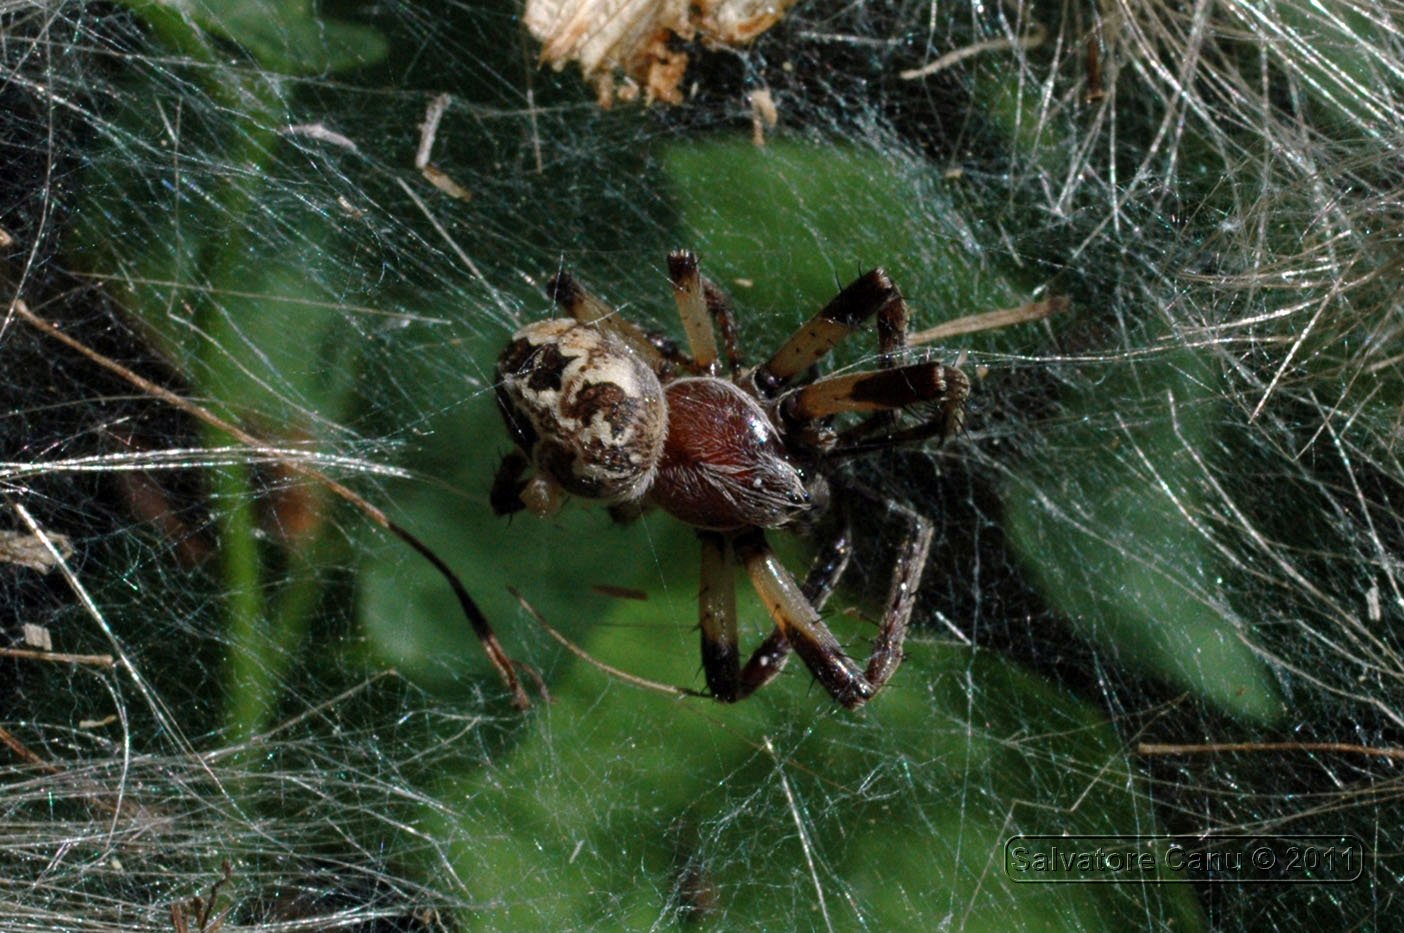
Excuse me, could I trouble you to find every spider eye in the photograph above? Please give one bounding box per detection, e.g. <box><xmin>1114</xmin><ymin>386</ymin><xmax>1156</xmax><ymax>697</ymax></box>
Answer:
<box><xmin>496</xmin><ymin>319</ymin><xmax>667</xmax><ymax>503</ymax></box>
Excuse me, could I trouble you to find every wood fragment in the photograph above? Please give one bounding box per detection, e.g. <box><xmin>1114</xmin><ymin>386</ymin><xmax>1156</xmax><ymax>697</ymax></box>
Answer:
<box><xmin>526</xmin><ymin>0</ymin><xmax>799</xmax><ymax>107</ymax></box>
<box><xmin>900</xmin><ymin>24</ymin><xmax>1047</xmax><ymax>81</ymax></box>
<box><xmin>909</xmin><ymin>296</ymin><xmax>1067</xmax><ymax>345</ymax></box>
<box><xmin>749</xmin><ymin>88</ymin><xmax>778</xmax><ymax>145</ymax></box>
<box><xmin>0</xmin><ymin>528</ymin><xmax>74</xmax><ymax>572</ymax></box>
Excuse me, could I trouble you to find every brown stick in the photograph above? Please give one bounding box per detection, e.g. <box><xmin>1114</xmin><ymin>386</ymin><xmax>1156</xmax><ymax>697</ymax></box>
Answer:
<box><xmin>1137</xmin><ymin>741</ymin><xmax>1404</xmax><ymax>762</ymax></box>
<box><xmin>0</xmin><ymin>646</ymin><xmax>115</xmax><ymax>667</ymax></box>
<box><xmin>9</xmin><ymin>298</ymin><xmax>532</xmax><ymax>709</ymax></box>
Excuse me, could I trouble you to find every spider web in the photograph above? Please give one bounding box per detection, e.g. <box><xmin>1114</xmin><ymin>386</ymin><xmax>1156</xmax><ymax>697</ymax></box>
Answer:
<box><xmin>2</xmin><ymin>0</ymin><xmax>1401</xmax><ymax>928</ymax></box>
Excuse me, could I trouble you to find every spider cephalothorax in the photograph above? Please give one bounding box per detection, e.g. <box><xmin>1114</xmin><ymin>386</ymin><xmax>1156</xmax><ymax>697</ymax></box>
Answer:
<box><xmin>493</xmin><ymin>251</ymin><xmax>969</xmax><ymax>709</ymax></box>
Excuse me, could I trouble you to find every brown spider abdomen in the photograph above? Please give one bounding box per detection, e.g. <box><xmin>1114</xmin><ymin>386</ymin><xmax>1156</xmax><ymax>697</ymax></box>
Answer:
<box><xmin>496</xmin><ymin>319</ymin><xmax>667</xmax><ymax>503</ymax></box>
<box><xmin>649</xmin><ymin>377</ymin><xmax>812</xmax><ymax>531</ymax></box>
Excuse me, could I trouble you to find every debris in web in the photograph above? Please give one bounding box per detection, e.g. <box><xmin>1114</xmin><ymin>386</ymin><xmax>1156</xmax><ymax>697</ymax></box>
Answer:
<box><xmin>415</xmin><ymin>92</ymin><xmax>472</xmax><ymax>200</ymax></box>
<box><xmin>900</xmin><ymin>23</ymin><xmax>1048</xmax><ymax>80</ymax></box>
<box><xmin>748</xmin><ymin>88</ymin><xmax>778</xmax><ymax>145</ymax></box>
<box><xmin>525</xmin><ymin>0</ymin><xmax>800</xmax><ymax>105</ymax></box>
<box><xmin>0</xmin><ymin>526</ymin><xmax>73</xmax><ymax>572</ymax></box>
<box><xmin>908</xmin><ymin>296</ymin><xmax>1068</xmax><ymax>345</ymax></box>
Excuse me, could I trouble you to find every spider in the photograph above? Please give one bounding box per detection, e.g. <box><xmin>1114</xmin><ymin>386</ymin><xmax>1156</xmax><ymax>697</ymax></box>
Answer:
<box><xmin>490</xmin><ymin>251</ymin><xmax>969</xmax><ymax>709</ymax></box>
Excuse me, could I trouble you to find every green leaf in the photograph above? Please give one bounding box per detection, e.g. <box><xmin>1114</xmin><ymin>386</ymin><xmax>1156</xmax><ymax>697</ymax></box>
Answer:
<box><xmin>664</xmin><ymin>139</ymin><xmax>1035</xmax><ymax>347</ymax></box>
<box><xmin>120</xmin><ymin>0</ymin><xmax>387</xmax><ymax>74</ymax></box>
<box><xmin>1005</xmin><ymin>350</ymin><xmax>1282</xmax><ymax>723</ymax></box>
<box><xmin>415</xmin><ymin>605</ymin><xmax>1205</xmax><ymax>928</ymax></box>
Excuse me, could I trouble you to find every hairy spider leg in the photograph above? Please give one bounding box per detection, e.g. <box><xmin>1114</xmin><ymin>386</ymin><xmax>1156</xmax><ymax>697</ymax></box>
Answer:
<box><xmin>864</xmin><ymin>499</ymin><xmax>934</xmax><ymax>688</ymax></box>
<box><xmin>697</xmin><ymin>524</ymin><xmax>853</xmax><ymax>701</ymax></box>
<box><xmin>736</xmin><ymin>523</ymin><xmax>853</xmax><ymax>698</ymax></box>
<box><xmin>831</xmin><ymin>357</ymin><xmax>970</xmax><ymax>454</ymax></box>
<box><xmin>730</xmin><ymin>502</ymin><xmax>932</xmax><ymax>708</ymax></box>
<box><xmin>748</xmin><ymin>264</ymin><xmax>968</xmax><ymax>448</ymax></box>
<box><xmin>858</xmin><ymin>266</ymin><xmax>915</xmax><ymax>438</ymax></box>
<box><xmin>780</xmin><ymin>360</ymin><xmax>971</xmax><ymax>443</ymax></box>
<box><xmin>490</xmin><ymin>449</ymin><xmax>565</xmax><ymax>517</ymax></box>
<box><xmin>702</xmin><ymin>276</ymin><xmax>744</xmax><ymax>375</ymax></box>
<box><xmin>754</xmin><ymin>268</ymin><xmax>911</xmax><ymax>396</ymax></box>
<box><xmin>697</xmin><ymin>531</ymin><xmax>740</xmax><ymax>698</ymax></box>
<box><xmin>667</xmin><ymin>250</ymin><xmax>745</xmax><ymax>375</ymax></box>
<box><xmin>667</xmin><ymin>250</ymin><xmax>721</xmax><ymax>372</ymax></box>
<box><xmin>546</xmin><ymin>269</ymin><xmax>666</xmax><ymax>371</ymax></box>
<box><xmin>731</xmin><ymin>528</ymin><xmax>871</xmax><ymax>707</ymax></box>
<box><xmin>639</xmin><ymin>329</ymin><xmax>700</xmax><ymax>376</ymax></box>
<box><xmin>873</xmin><ymin>273</ymin><xmax>911</xmax><ymax>366</ymax></box>
<box><xmin>831</xmin><ymin>406</ymin><xmax>970</xmax><ymax>458</ymax></box>
<box><xmin>759</xmin><ymin>267</ymin><xmax>974</xmax><ymax>449</ymax></box>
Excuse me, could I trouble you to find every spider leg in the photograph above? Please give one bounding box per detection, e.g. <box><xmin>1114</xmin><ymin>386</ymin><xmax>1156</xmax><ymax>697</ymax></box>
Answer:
<box><xmin>546</xmin><ymin>269</ymin><xmax>668</xmax><ymax>371</ymax></box>
<box><xmin>641</xmin><ymin>329</ymin><xmax>697</xmax><ymax>377</ymax></box>
<box><xmin>698</xmin><ymin>531</ymin><xmax>742</xmax><ymax>700</ymax></box>
<box><xmin>861</xmin><ymin>498</ymin><xmax>934</xmax><ymax>690</ymax></box>
<box><xmin>799</xmin><ymin>521</ymin><xmax>856</xmax><ymax>607</ymax></box>
<box><xmin>832</xmin><ymin>360</ymin><xmax>970</xmax><ymax>454</ymax></box>
<box><xmin>698</xmin><ymin>524</ymin><xmax>854</xmax><ymax>701</ymax></box>
<box><xmin>727</xmin><ymin>501</ymin><xmax>932</xmax><ymax>707</ymax></box>
<box><xmin>755</xmin><ymin>269</ymin><xmax>909</xmax><ymax>396</ymax></box>
<box><xmin>855</xmin><ymin>270</ymin><xmax>915</xmax><ymax>436</ymax></box>
<box><xmin>489</xmin><ymin>447</ymin><xmax>563</xmax><ymax>517</ymax></box>
<box><xmin>734</xmin><ymin>520</ymin><xmax>853</xmax><ymax>697</ymax></box>
<box><xmin>781</xmin><ymin>360</ymin><xmax>968</xmax><ymax>419</ymax></box>
<box><xmin>760</xmin><ymin>266</ymin><xmax>965</xmax><ymax>443</ymax></box>
<box><xmin>832</xmin><ymin>413</ymin><xmax>967</xmax><ymax>458</ymax></box>
<box><xmin>780</xmin><ymin>359</ymin><xmax>965</xmax><ymax>451</ymax></box>
<box><xmin>668</xmin><ymin>250</ymin><xmax>720</xmax><ymax>373</ymax></box>
<box><xmin>733</xmin><ymin>528</ymin><xmax>875</xmax><ymax>709</ymax></box>
<box><xmin>665</xmin><ymin>250</ymin><xmax>745</xmax><ymax>375</ymax></box>
<box><xmin>873</xmin><ymin>273</ymin><xmax>910</xmax><ymax>366</ymax></box>
<box><xmin>703</xmin><ymin>277</ymin><xmax>744</xmax><ymax>374</ymax></box>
